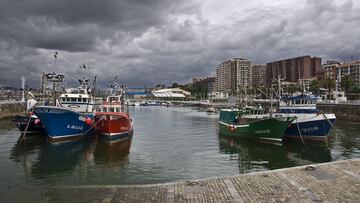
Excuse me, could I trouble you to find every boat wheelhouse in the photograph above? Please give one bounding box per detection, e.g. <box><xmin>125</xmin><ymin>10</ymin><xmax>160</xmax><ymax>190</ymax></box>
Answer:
<box><xmin>279</xmin><ymin>94</ymin><xmax>319</xmax><ymax>113</ymax></box>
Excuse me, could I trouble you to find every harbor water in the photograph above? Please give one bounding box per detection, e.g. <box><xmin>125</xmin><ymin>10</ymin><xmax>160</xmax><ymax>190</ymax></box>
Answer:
<box><xmin>0</xmin><ymin>106</ymin><xmax>360</xmax><ymax>201</ymax></box>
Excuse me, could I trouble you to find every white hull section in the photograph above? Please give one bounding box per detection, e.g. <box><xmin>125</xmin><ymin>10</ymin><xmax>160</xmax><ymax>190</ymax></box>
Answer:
<box><xmin>274</xmin><ymin>113</ymin><xmax>336</xmax><ymax>124</ymax></box>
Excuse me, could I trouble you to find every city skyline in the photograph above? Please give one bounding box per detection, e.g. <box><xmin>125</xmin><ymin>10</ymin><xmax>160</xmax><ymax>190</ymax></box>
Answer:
<box><xmin>0</xmin><ymin>0</ymin><xmax>359</xmax><ymax>88</ymax></box>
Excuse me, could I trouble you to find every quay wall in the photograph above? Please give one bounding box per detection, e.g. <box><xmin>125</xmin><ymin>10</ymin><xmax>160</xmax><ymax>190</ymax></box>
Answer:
<box><xmin>199</xmin><ymin>101</ymin><xmax>360</xmax><ymax>122</ymax></box>
<box><xmin>0</xmin><ymin>101</ymin><xmax>25</xmax><ymax>119</ymax></box>
<box><xmin>317</xmin><ymin>103</ymin><xmax>360</xmax><ymax>122</ymax></box>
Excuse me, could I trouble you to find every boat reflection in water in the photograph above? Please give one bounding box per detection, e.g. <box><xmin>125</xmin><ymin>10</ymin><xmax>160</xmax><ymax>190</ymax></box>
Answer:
<box><xmin>94</xmin><ymin>138</ymin><xmax>131</xmax><ymax>166</ymax></box>
<box><xmin>218</xmin><ymin>135</ymin><xmax>331</xmax><ymax>173</ymax></box>
<box><xmin>10</xmin><ymin>136</ymin><xmax>97</xmax><ymax>180</ymax></box>
<box><xmin>10</xmin><ymin>134</ymin><xmax>132</xmax><ymax>181</ymax></box>
<box><xmin>10</xmin><ymin>136</ymin><xmax>47</xmax><ymax>177</ymax></box>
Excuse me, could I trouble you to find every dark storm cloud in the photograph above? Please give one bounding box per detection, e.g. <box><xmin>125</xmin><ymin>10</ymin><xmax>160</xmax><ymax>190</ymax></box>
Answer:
<box><xmin>0</xmin><ymin>0</ymin><xmax>359</xmax><ymax>88</ymax></box>
<box><xmin>0</xmin><ymin>0</ymin><xmax>201</xmax><ymax>87</ymax></box>
<box><xmin>0</xmin><ymin>0</ymin><xmax>191</xmax><ymax>52</ymax></box>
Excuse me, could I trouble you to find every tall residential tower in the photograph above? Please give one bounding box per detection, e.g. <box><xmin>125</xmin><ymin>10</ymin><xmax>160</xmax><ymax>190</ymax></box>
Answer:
<box><xmin>266</xmin><ymin>56</ymin><xmax>322</xmax><ymax>84</ymax></box>
<box><xmin>215</xmin><ymin>58</ymin><xmax>252</xmax><ymax>93</ymax></box>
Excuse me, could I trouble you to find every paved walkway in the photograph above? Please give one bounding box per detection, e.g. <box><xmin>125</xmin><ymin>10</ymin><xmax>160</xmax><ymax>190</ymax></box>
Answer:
<box><xmin>44</xmin><ymin>158</ymin><xmax>360</xmax><ymax>202</ymax></box>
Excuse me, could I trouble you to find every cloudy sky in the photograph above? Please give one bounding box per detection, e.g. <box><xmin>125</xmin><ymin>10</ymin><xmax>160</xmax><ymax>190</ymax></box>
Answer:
<box><xmin>0</xmin><ymin>0</ymin><xmax>359</xmax><ymax>88</ymax></box>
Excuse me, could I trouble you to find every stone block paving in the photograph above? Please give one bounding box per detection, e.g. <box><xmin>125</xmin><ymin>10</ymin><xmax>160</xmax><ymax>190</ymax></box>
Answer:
<box><xmin>44</xmin><ymin>159</ymin><xmax>360</xmax><ymax>203</ymax></box>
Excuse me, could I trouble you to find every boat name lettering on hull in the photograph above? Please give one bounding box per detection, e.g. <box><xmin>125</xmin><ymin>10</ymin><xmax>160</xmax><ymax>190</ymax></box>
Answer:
<box><xmin>255</xmin><ymin>129</ymin><xmax>270</xmax><ymax>134</ymax></box>
<box><xmin>66</xmin><ymin>125</ymin><xmax>83</xmax><ymax>130</ymax></box>
<box><xmin>301</xmin><ymin>126</ymin><xmax>319</xmax><ymax>132</ymax></box>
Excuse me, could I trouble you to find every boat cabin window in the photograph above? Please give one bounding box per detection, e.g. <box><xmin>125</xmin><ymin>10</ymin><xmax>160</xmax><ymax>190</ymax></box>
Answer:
<box><xmin>71</xmin><ymin>98</ymin><xmax>76</xmax><ymax>102</ymax></box>
<box><xmin>109</xmin><ymin>97</ymin><xmax>118</xmax><ymax>103</ymax></box>
<box><xmin>83</xmin><ymin>98</ymin><xmax>87</xmax><ymax>102</ymax></box>
<box><xmin>116</xmin><ymin>107</ymin><xmax>121</xmax><ymax>112</ymax></box>
<box><xmin>78</xmin><ymin>98</ymin><xmax>82</xmax><ymax>102</ymax></box>
<box><xmin>109</xmin><ymin>107</ymin><xmax>114</xmax><ymax>112</ymax></box>
<box><xmin>102</xmin><ymin>107</ymin><xmax>107</xmax><ymax>112</ymax></box>
<box><xmin>295</xmin><ymin>100</ymin><xmax>300</xmax><ymax>104</ymax></box>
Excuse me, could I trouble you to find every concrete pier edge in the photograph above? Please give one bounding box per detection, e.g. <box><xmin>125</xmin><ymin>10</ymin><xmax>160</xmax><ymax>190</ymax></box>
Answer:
<box><xmin>45</xmin><ymin>157</ymin><xmax>360</xmax><ymax>202</ymax></box>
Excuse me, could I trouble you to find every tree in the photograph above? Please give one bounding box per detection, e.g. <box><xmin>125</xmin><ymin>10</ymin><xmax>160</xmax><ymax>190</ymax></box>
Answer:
<box><xmin>171</xmin><ymin>82</ymin><xmax>179</xmax><ymax>88</ymax></box>
<box><xmin>323</xmin><ymin>77</ymin><xmax>335</xmax><ymax>100</ymax></box>
<box><xmin>351</xmin><ymin>86</ymin><xmax>360</xmax><ymax>93</ymax></box>
<box><xmin>309</xmin><ymin>79</ymin><xmax>320</xmax><ymax>95</ymax></box>
<box><xmin>340</xmin><ymin>74</ymin><xmax>353</xmax><ymax>98</ymax></box>
<box><xmin>287</xmin><ymin>84</ymin><xmax>298</xmax><ymax>96</ymax></box>
<box><xmin>155</xmin><ymin>84</ymin><xmax>166</xmax><ymax>89</ymax></box>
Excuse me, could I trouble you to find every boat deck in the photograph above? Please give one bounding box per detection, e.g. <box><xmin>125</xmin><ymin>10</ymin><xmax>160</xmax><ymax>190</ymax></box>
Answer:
<box><xmin>44</xmin><ymin>158</ymin><xmax>360</xmax><ymax>202</ymax></box>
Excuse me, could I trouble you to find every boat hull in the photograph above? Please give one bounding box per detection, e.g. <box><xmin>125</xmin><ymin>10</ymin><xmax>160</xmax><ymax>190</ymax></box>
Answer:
<box><xmin>279</xmin><ymin>113</ymin><xmax>336</xmax><ymax>142</ymax></box>
<box><xmin>34</xmin><ymin>106</ymin><xmax>95</xmax><ymax>142</ymax></box>
<box><xmin>95</xmin><ymin>112</ymin><xmax>133</xmax><ymax>144</ymax></box>
<box><xmin>13</xmin><ymin>115</ymin><xmax>45</xmax><ymax>135</ymax></box>
<box><xmin>218</xmin><ymin>117</ymin><xmax>294</xmax><ymax>143</ymax></box>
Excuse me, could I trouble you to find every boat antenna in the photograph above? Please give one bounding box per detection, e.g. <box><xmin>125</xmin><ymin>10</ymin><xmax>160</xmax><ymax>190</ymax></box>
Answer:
<box><xmin>270</xmin><ymin>82</ymin><xmax>274</xmax><ymax>117</ymax></box>
<box><xmin>91</xmin><ymin>75</ymin><xmax>97</xmax><ymax>94</ymax></box>
<box><xmin>54</xmin><ymin>52</ymin><xmax>58</xmax><ymax>68</ymax></box>
<box><xmin>80</xmin><ymin>64</ymin><xmax>88</xmax><ymax>77</ymax></box>
<box><xmin>275</xmin><ymin>74</ymin><xmax>285</xmax><ymax>101</ymax></box>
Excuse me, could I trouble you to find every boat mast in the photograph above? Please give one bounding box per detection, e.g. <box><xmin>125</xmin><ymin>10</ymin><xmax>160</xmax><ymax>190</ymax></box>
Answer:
<box><xmin>270</xmin><ymin>83</ymin><xmax>273</xmax><ymax>117</ymax></box>
<box><xmin>52</xmin><ymin>52</ymin><xmax>57</xmax><ymax>105</ymax></box>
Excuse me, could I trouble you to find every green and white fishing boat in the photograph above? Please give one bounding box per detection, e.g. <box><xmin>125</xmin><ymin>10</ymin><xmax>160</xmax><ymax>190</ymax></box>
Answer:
<box><xmin>218</xmin><ymin>106</ymin><xmax>296</xmax><ymax>143</ymax></box>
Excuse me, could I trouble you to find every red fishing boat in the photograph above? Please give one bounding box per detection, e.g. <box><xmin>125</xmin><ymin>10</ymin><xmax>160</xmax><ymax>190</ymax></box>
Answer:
<box><xmin>95</xmin><ymin>84</ymin><xmax>133</xmax><ymax>144</ymax></box>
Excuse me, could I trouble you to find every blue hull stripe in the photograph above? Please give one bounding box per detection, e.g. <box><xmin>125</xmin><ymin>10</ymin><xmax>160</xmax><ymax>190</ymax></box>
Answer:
<box><xmin>279</xmin><ymin>108</ymin><xmax>319</xmax><ymax>113</ymax></box>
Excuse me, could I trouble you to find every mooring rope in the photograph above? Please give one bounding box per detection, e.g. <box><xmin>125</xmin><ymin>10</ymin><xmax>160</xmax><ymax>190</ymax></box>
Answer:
<box><xmin>295</xmin><ymin>119</ymin><xmax>307</xmax><ymax>146</ymax></box>
<box><xmin>81</xmin><ymin>115</ymin><xmax>105</xmax><ymax>138</ymax></box>
<box><xmin>20</xmin><ymin>116</ymin><xmax>32</xmax><ymax>142</ymax></box>
<box><xmin>322</xmin><ymin>112</ymin><xmax>353</xmax><ymax>144</ymax></box>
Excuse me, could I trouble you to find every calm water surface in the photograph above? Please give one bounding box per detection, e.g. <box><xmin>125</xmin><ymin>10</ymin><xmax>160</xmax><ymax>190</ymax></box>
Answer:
<box><xmin>0</xmin><ymin>106</ymin><xmax>360</xmax><ymax>201</ymax></box>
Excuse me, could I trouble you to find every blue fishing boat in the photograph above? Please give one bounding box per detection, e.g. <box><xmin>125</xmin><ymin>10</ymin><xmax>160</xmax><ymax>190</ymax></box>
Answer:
<box><xmin>34</xmin><ymin>68</ymin><xmax>97</xmax><ymax>142</ymax></box>
<box><xmin>275</xmin><ymin>94</ymin><xmax>336</xmax><ymax>142</ymax></box>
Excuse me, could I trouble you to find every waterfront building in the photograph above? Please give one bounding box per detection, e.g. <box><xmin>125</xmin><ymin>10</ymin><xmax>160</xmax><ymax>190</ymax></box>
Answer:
<box><xmin>215</xmin><ymin>60</ymin><xmax>232</xmax><ymax>93</ymax></box>
<box><xmin>323</xmin><ymin>60</ymin><xmax>340</xmax><ymax>81</ymax></box>
<box><xmin>252</xmin><ymin>64</ymin><xmax>267</xmax><ymax>87</ymax></box>
<box><xmin>208</xmin><ymin>92</ymin><xmax>229</xmax><ymax>100</ymax></box>
<box><xmin>215</xmin><ymin>58</ymin><xmax>252</xmax><ymax>93</ymax></box>
<box><xmin>236</xmin><ymin>58</ymin><xmax>252</xmax><ymax>91</ymax></box>
<box><xmin>323</xmin><ymin>60</ymin><xmax>341</xmax><ymax>90</ymax></box>
<box><xmin>338</xmin><ymin>61</ymin><xmax>360</xmax><ymax>87</ymax></box>
<box><xmin>151</xmin><ymin>88</ymin><xmax>191</xmax><ymax>100</ymax></box>
<box><xmin>323</xmin><ymin>60</ymin><xmax>360</xmax><ymax>90</ymax></box>
<box><xmin>126</xmin><ymin>87</ymin><xmax>148</xmax><ymax>99</ymax></box>
<box><xmin>266</xmin><ymin>56</ymin><xmax>322</xmax><ymax>84</ymax></box>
